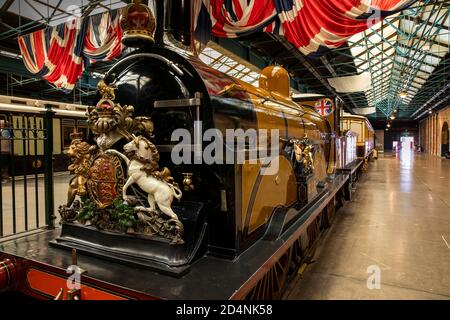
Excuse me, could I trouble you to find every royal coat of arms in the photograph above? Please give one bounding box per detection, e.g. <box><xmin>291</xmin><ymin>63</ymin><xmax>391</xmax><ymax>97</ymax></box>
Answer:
<box><xmin>58</xmin><ymin>80</ymin><xmax>184</xmax><ymax>245</ymax></box>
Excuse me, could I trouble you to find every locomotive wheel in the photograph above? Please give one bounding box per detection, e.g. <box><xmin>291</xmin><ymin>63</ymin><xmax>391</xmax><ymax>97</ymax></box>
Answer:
<box><xmin>307</xmin><ymin>218</ymin><xmax>320</xmax><ymax>246</ymax></box>
<box><xmin>336</xmin><ymin>190</ymin><xmax>345</xmax><ymax>209</ymax></box>
<box><xmin>323</xmin><ymin>198</ymin><xmax>336</xmax><ymax>228</ymax></box>
<box><xmin>287</xmin><ymin>237</ymin><xmax>304</xmax><ymax>279</ymax></box>
<box><xmin>362</xmin><ymin>158</ymin><xmax>369</xmax><ymax>172</ymax></box>
<box><xmin>246</xmin><ymin>250</ymin><xmax>290</xmax><ymax>300</ymax></box>
<box><xmin>319</xmin><ymin>208</ymin><xmax>328</xmax><ymax>230</ymax></box>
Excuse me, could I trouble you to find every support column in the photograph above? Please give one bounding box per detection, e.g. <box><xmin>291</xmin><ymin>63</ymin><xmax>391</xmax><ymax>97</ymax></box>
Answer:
<box><xmin>437</xmin><ymin>114</ymin><xmax>441</xmax><ymax>156</ymax></box>
<box><xmin>43</xmin><ymin>104</ymin><xmax>55</xmax><ymax>228</ymax></box>
<box><xmin>432</xmin><ymin>115</ymin><xmax>436</xmax><ymax>155</ymax></box>
<box><xmin>435</xmin><ymin>114</ymin><xmax>438</xmax><ymax>155</ymax></box>
<box><xmin>431</xmin><ymin>116</ymin><xmax>434</xmax><ymax>155</ymax></box>
<box><xmin>437</xmin><ymin>114</ymin><xmax>440</xmax><ymax>155</ymax></box>
<box><xmin>428</xmin><ymin>117</ymin><xmax>431</xmax><ymax>154</ymax></box>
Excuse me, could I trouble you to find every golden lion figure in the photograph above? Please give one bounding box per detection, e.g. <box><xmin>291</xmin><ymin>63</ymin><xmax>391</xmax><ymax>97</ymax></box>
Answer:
<box><xmin>302</xmin><ymin>144</ymin><xmax>315</xmax><ymax>173</ymax></box>
<box><xmin>293</xmin><ymin>138</ymin><xmax>315</xmax><ymax>175</ymax></box>
<box><xmin>97</xmin><ymin>79</ymin><xmax>116</xmax><ymax>100</ymax></box>
<box><xmin>67</xmin><ymin>138</ymin><xmax>96</xmax><ymax>207</ymax></box>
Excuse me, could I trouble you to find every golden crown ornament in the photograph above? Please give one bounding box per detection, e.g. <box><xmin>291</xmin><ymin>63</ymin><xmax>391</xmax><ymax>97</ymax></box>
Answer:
<box><xmin>120</xmin><ymin>0</ymin><xmax>156</xmax><ymax>47</ymax></box>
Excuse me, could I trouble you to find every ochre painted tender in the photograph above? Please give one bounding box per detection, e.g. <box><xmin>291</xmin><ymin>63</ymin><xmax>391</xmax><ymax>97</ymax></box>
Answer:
<box><xmin>215</xmin><ymin>68</ymin><xmax>331</xmax><ymax>237</ymax></box>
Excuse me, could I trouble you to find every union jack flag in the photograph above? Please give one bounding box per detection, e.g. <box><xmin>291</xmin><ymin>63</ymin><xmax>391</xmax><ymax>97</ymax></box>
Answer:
<box><xmin>315</xmin><ymin>99</ymin><xmax>334</xmax><ymax>117</ymax></box>
<box><xmin>18</xmin><ymin>10</ymin><xmax>123</xmax><ymax>92</ymax></box>
<box><xmin>194</xmin><ymin>0</ymin><xmax>418</xmax><ymax>58</ymax></box>
<box><xmin>17</xmin><ymin>1</ymin><xmax>420</xmax><ymax>91</ymax></box>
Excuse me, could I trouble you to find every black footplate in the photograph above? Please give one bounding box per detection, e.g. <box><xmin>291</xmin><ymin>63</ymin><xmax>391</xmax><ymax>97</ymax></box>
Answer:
<box><xmin>50</xmin><ymin>201</ymin><xmax>208</xmax><ymax>277</ymax></box>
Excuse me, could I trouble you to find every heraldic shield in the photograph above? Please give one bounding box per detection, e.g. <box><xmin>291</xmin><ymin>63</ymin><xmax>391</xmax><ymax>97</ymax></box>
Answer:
<box><xmin>88</xmin><ymin>154</ymin><xmax>125</xmax><ymax>209</ymax></box>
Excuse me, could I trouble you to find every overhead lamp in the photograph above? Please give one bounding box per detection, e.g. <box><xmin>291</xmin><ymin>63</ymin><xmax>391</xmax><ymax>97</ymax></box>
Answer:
<box><xmin>387</xmin><ymin>123</ymin><xmax>391</xmax><ymax>128</ymax></box>
<box><xmin>413</xmin><ymin>15</ymin><xmax>423</xmax><ymax>26</ymax></box>
<box><xmin>389</xmin><ymin>115</ymin><xmax>396</xmax><ymax>120</ymax></box>
<box><xmin>399</xmin><ymin>90</ymin><xmax>408</xmax><ymax>99</ymax></box>
<box><xmin>428</xmin><ymin>109</ymin><xmax>432</xmax><ymax>114</ymax></box>
<box><xmin>385</xmin><ymin>128</ymin><xmax>389</xmax><ymax>131</ymax></box>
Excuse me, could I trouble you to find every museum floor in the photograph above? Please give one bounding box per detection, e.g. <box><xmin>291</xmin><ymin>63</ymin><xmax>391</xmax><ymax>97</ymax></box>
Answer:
<box><xmin>286</xmin><ymin>151</ymin><xmax>450</xmax><ymax>299</ymax></box>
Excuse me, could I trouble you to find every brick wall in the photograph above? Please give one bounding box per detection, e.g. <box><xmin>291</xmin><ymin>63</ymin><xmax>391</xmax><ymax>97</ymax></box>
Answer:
<box><xmin>419</xmin><ymin>105</ymin><xmax>450</xmax><ymax>156</ymax></box>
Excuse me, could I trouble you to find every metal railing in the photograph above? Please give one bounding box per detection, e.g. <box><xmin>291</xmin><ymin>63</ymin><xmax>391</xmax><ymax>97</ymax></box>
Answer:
<box><xmin>0</xmin><ymin>105</ymin><xmax>55</xmax><ymax>238</ymax></box>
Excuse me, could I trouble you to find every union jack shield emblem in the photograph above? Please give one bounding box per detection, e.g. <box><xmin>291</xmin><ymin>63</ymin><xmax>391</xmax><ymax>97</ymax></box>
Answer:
<box><xmin>315</xmin><ymin>99</ymin><xmax>334</xmax><ymax>117</ymax></box>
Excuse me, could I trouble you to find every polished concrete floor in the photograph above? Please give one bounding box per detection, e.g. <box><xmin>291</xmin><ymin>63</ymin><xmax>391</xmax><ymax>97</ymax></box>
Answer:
<box><xmin>1</xmin><ymin>152</ymin><xmax>450</xmax><ymax>299</ymax></box>
<box><xmin>286</xmin><ymin>151</ymin><xmax>450</xmax><ymax>300</ymax></box>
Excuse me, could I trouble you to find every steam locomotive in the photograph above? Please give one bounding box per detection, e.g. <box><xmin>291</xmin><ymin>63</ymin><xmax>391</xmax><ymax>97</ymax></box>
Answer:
<box><xmin>0</xmin><ymin>1</ymin><xmax>374</xmax><ymax>300</ymax></box>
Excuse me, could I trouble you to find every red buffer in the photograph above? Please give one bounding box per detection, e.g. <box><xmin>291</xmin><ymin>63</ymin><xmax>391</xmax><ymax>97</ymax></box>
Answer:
<box><xmin>0</xmin><ymin>259</ymin><xmax>18</xmax><ymax>293</ymax></box>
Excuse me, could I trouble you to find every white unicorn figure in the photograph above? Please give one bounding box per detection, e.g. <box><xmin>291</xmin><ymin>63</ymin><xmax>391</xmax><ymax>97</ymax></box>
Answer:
<box><xmin>106</xmin><ymin>136</ymin><xmax>182</xmax><ymax>222</ymax></box>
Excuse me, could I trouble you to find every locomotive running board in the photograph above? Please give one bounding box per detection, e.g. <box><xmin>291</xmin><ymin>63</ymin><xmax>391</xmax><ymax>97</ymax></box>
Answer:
<box><xmin>0</xmin><ymin>174</ymin><xmax>351</xmax><ymax>300</ymax></box>
<box><xmin>263</xmin><ymin>188</ymin><xmax>329</xmax><ymax>241</ymax></box>
<box><xmin>154</xmin><ymin>93</ymin><xmax>202</xmax><ymax>108</ymax></box>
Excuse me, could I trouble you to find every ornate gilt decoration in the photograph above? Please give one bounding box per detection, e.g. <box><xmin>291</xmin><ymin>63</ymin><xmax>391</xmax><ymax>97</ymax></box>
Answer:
<box><xmin>60</xmin><ymin>79</ymin><xmax>185</xmax><ymax>245</ymax></box>
<box><xmin>182</xmin><ymin>173</ymin><xmax>194</xmax><ymax>192</ymax></box>
<box><xmin>88</xmin><ymin>153</ymin><xmax>125</xmax><ymax>209</ymax></box>
<box><xmin>66</xmin><ymin>131</ymin><xmax>96</xmax><ymax>206</ymax></box>
<box><xmin>86</xmin><ymin>80</ymin><xmax>154</xmax><ymax>150</ymax></box>
<box><xmin>59</xmin><ymin>200</ymin><xmax>81</xmax><ymax>223</ymax></box>
<box><xmin>135</xmin><ymin>207</ymin><xmax>184</xmax><ymax>245</ymax></box>
<box><xmin>120</xmin><ymin>0</ymin><xmax>156</xmax><ymax>47</ymax></box>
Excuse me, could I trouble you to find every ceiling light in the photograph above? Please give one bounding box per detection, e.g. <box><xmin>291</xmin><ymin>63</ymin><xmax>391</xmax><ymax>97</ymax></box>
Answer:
<box><xmin>389</xmin><ymin>115</ymin><xmax>396</xmax><ymax>120</ymax></box>
<box><xmin>428</xmin><ymin>110</ymin><xmax>432</xmax><ymax>114</ymax></box>
<box><xmin>385</xmin><ymin>128</ymin><xmax>389</xmax><ymax>131</ymax></box>
<box><xmin>413</xmin><ymin>16</ymin><xmax>423</xmax><ymax>26</ymax></box>
<box><xmin>399</xmin><ymin>90</ymin><xmax>408</xmax><ymax>99</ymax></box>
<box><xmin>387</xmin><ymin>123</ymin><xmax>391</xmax><ymax>128</ymax></box>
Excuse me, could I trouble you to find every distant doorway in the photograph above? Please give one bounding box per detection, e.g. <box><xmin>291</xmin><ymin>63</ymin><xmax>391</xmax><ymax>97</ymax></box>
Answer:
<box><xmin>442</xmin><ymin>122</ymin><xmax>449</xmax><ymax>156</ymax></box>
<box><xmin>400</xmin><ymin>136</ymin><xmax>414</xmax><ymax>152</ymax></box>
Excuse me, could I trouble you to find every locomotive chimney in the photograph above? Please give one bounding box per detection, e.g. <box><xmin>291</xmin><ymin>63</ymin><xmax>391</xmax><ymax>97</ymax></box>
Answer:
<box><xmin>154</xmin><ymin>0</ymin><xmax>165</xmax><ymax>46</ymax></box>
